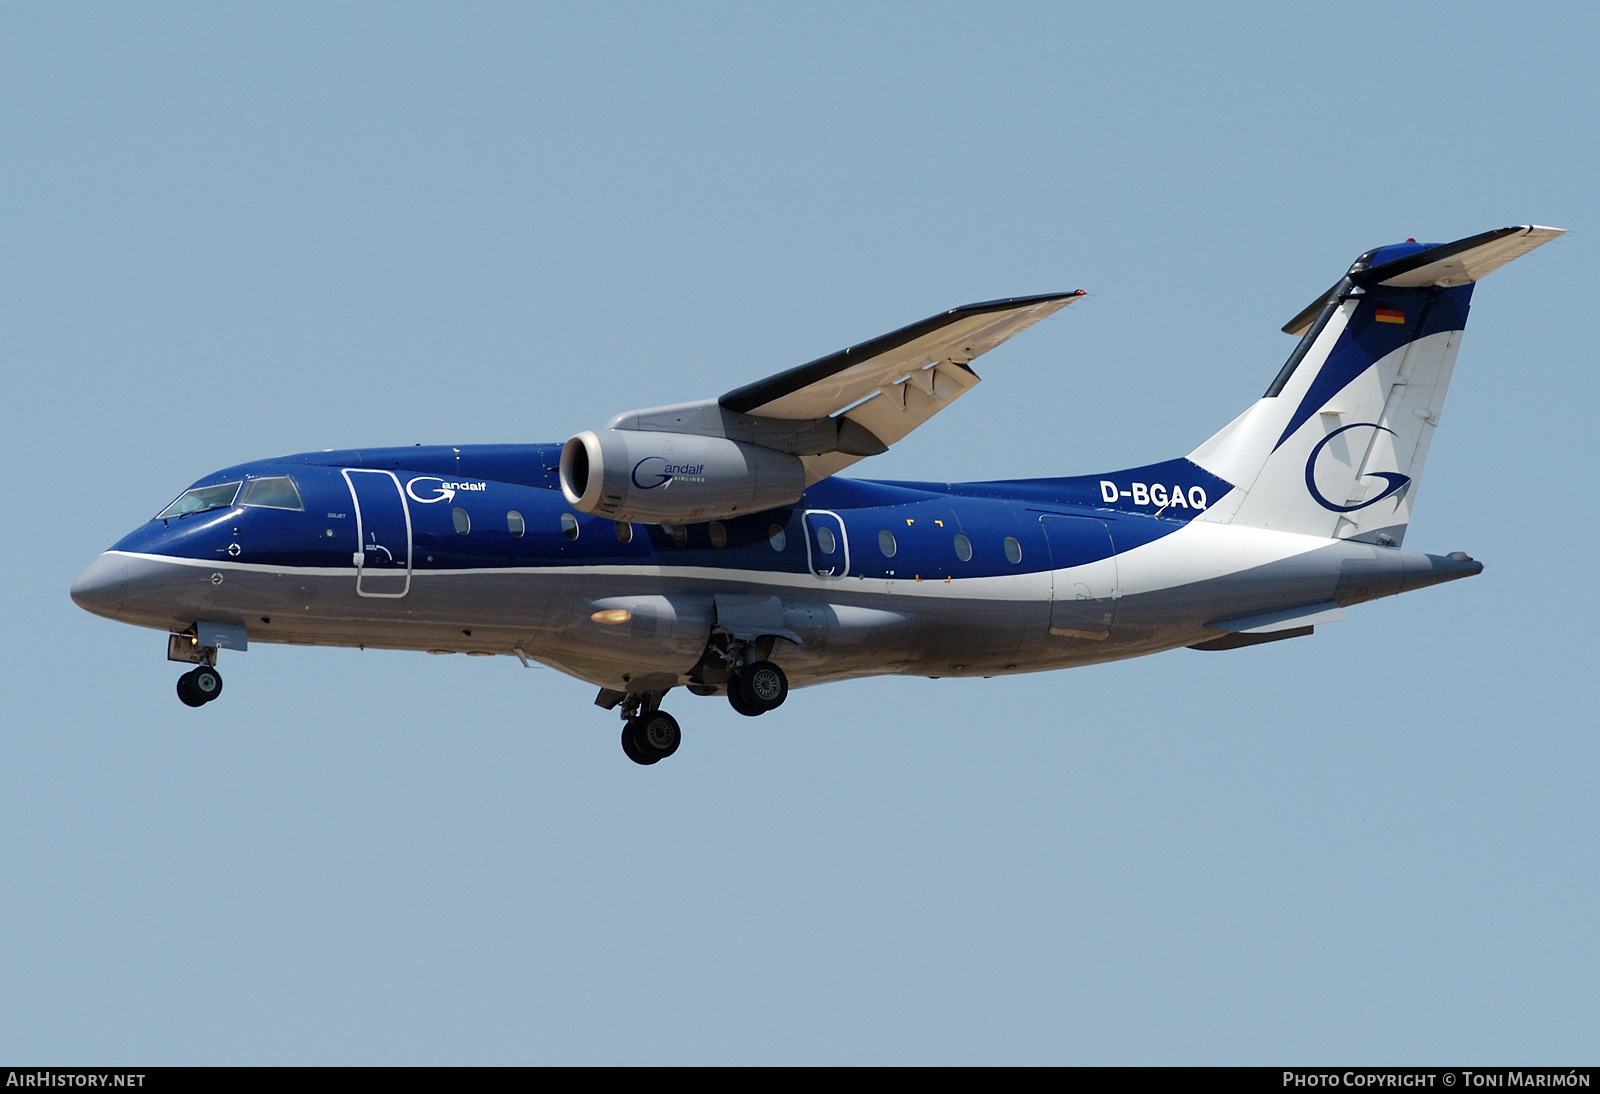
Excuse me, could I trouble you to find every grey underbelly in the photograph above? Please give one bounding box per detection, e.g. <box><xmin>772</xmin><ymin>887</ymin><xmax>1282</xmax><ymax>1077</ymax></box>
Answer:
<box><xmin>104</xmin><ymin>550</ymin><xmax>1360</xmax><ymax>689</ymax></box>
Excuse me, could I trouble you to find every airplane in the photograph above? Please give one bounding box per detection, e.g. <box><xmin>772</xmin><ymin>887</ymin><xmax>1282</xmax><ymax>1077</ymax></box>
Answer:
<box><xmin>72</xmin><ymin>225</ymin><xmax>1561</xmax><ymax>764</ymax></box>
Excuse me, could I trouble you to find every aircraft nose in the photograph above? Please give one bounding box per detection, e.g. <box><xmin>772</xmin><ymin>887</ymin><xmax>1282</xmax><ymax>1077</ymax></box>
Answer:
<box><xmin>71</xmin><ymin>552</ymin><xmax>130</xmax><ymax>618</ymax></box>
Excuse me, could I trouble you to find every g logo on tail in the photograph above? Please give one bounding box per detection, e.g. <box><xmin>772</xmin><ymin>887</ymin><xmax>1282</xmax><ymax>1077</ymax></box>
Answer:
<box><xmin>1305</xmin><ymin>423</ymin><xmax>1412</xmax><ymax>513</ymax></box>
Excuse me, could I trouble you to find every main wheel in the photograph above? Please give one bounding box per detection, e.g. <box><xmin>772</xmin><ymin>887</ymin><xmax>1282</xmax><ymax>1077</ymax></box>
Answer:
<box><xmin>737</xmin><ymin>661</ymin><xmax>788</xmax><ymax>712</ymax></box>
<box><xmin>631</xmin><ymin>710</ymin><xmax>681</xmax><ymax>761</ymax></box>
<box><xmin>176</xmin><ymin>670</ymin><xmax>206</xmax><ymax>707</ymax></box>
<box><xmin>726</xmin><ymin>677</ymin><xmax>764</xmax><ymax>718</ymax></box>
<box><xmin>621</xmin><ymin>722</ymin><xmax>658</xmax><ymax>765</ymax></box>
<box><xmin>190</xmin><ymin>665</ymin><xmax>223</xmax><ymax>703</ymax></box>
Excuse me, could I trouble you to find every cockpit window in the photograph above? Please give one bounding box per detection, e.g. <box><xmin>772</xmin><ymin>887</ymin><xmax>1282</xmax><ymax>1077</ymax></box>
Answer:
<box><xmin>157</xmin><ymin>482</ymin><xmax>241</xmax><ymax>519</ymax></box>
<box><xmin>239</xmin><ymin>476</ymin><xmax>304</xmax><ymax>511</ymax></box>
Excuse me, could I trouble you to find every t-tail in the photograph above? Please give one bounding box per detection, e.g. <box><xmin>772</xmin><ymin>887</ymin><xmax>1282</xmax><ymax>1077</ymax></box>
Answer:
<box><xmin>1183</xmin><ymin>225</ymin><xmax>1563</xmax><ymax>545</ymax></box>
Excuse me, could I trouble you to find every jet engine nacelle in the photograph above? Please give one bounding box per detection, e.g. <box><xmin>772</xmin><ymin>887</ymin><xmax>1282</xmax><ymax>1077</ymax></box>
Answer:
<box><xmin>559</xmin><ymin>429</ymin><xmax>805</xmax><ymax>523</ymax></box>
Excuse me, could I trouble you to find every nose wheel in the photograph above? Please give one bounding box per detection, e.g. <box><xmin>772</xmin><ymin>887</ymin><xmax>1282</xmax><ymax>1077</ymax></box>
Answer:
<box><xmin>177</xmin><ymin>666</ymin><xmax>223</xmax><ymax>707</ymax></box>
<box><xmin>622</xmin><ymin>710</ymin><xmax>681</xmax><ymax>765</ymax></box>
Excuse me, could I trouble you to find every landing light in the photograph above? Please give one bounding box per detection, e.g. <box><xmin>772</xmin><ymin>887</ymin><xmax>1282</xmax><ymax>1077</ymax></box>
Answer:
<box><xmin>591</xmin><ymin>609</ymin><xmax>632</xmax><ymax>625</ymax></box>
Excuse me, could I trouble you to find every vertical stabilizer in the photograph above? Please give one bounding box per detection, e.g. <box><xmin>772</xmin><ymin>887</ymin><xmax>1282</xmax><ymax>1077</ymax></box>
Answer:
<box><xmin>1186</xmin><ymin>226</ymin><xmax>1561</xmax><ymax>545</ymax></box>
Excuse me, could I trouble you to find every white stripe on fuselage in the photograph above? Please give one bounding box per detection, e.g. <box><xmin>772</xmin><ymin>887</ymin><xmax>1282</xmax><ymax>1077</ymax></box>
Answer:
<box><xmin>1111</xmin><ymin>519</ymin><xmax>1345</xmax><ymax>598</ymax></box>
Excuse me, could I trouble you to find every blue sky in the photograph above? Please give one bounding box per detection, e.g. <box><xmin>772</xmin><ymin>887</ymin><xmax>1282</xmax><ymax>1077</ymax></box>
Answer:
<box><xmin>2</xmin><ymin>3</ymin><xmax>1596</xmax><ymax>1063</ymax></box>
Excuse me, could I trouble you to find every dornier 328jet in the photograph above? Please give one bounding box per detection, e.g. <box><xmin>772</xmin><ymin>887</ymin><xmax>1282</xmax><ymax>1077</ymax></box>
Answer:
<box><xmin>73</xmin><ymin>226</ymin><xmax>1561</xmax><ymax>764</ymax></box>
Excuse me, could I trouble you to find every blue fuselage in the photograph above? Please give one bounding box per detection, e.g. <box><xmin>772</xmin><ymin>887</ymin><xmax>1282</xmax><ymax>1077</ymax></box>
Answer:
<box><xmin>110</xmin><ymin>444</ymin><xmax>1228</xmax><ymax>581</ymax></box>
<box><xmin>75</xmin><ymin>443</ymin><xmax>1476</xmax><ymax>697</ymax></box>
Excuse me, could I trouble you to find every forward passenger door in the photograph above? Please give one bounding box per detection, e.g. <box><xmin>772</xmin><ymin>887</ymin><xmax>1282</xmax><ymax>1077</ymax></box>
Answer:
<box><xmin>343</xmin><ymin>469</ymin><xmax>413</xmax><ymax>598</ymax></box>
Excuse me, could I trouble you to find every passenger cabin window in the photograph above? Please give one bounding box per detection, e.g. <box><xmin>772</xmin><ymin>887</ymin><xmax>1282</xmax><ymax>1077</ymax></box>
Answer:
<box><xmin>452</xmin><ymin>508</ymin><xmax>471</xmax><ymax>534</ymax></box>
<box><xmin>816</xmin><ymin>526</ymin><xmax>837</xmax><ymax>555</ymax></box>
<box><xmin>954</xmin><ymin>533</ymin><xmax>972</xmax><ymax>562</ymax></box>
<box><xmin>1004</xmin><ymin>536</ymin><xmax>1023</xmax><ymax>564</ymax></box>
<box><xmin>662</xmin><ymin>523</ymin><xmax>687</xmax><ymax>548</ymax></box>
<box><xmin>561</xmin><ymin>513</ymin><xmax>580</xmax><ymax>540</ymax></box>
<box><xmin>158</xmin><ymin>482</ymin><xmax>241</xmax><ymax>519</ymax></box>
<box><xmin>507</xmin><ymin>510</ymin><xmax>525</xmax><ymax>537</ymax></box>
<box><xmin>615</xmin><ymin>521</ymin><xmax>633</xmax><ymax>543</ymax></box>
<box><xmin>239</xmin><ymin>476</ymin><xmax>304</xmax><ymax>511</ymax></box>
<box><xmin>709</xmin><ymin>521</ymin><xmax>728</xmax><ymax>549</ymax></box>
<box><xmin>878</xmin><ymin>530</ymin><xmax>897</xmax><ymax>557</ymax></box>
<box><xmin>768</xmin><ymin>525</ymin><xmax>787</xmax><ymax>552</ymax></box>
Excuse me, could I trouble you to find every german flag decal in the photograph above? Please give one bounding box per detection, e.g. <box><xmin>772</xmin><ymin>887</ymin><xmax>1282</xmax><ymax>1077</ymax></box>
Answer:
<box><xmin>1374</xmin><ymin>308</ymin><xmax>1406</xmax><ymax>324</ymax></box>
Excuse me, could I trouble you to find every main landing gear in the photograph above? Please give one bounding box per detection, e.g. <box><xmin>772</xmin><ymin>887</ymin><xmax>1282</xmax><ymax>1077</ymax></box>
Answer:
<box><xmin>727</xmin><ymin>660</ymin><xmax>788</xmax><ymax>718</ymax></box>
<box><xmin>621</xmin><ymin>710</ymin><xmax>681</xmax><ymax>765</ymax></box>
<box><xmin>601</xmin><ymin>639</ymin><xmax>793</xmax><ymax>766</ymax></box>
<box><xmin>176</xmin><ymin>665</ymin><xmax>223</xmax><ymax>707</ymax></box>
<box><xmin>604</xmin><ymin>690</ymin><xmax>684</xmax><ymax>767</ymax></box>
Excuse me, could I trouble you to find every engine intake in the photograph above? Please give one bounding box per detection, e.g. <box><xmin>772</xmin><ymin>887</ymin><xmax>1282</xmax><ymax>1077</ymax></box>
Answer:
<box><xmin>559</xmin><ymin>430</ymin><xmax>805</xmax><ymax>524</ymax></box>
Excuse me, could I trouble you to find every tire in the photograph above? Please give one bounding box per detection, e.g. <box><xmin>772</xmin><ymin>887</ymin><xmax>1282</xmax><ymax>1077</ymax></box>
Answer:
<box><xmin>634</xmin><ymin>710</ymin><xmax>681</xmax><ymax>759</ymax></box>
<box><xmin>621</xmin><ymin>721</ymin><xmax>659</xmax><ymax>765</ymax></box>
<box><xmin>726</xmin><ymin>677</ymin><xmax>764</xmax><ymax>717</ymax></box>
<box><xmin>738</xmin><ymin>661</ymin><xmax>788</xmax><ymax>712</ymax></box>
<box><xmin>176</xmin><ymin>671</ymin><xmax>206</xmax><ymax>708</ymax></box>
<box><xmin>190</xmin><ymin>666</ymin><xmax>223</xmax><ymax>703</ymax></box>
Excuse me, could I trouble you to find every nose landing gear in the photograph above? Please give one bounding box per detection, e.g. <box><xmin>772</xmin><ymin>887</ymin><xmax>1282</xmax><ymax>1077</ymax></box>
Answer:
<box><xmin>168</xmin><ymin>630</ymin><xmax>227</xmax><ymax>708</ymax></box>
<box><xmin>177</xmin><ymin>666</ymin><xmax>223</xmax><ymax>707</ymax></box>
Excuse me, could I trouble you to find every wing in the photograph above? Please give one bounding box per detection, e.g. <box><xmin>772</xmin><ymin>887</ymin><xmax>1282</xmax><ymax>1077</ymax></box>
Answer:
<box><xmin>720</xmin><ymin>291</ymin><xmax>1083</xmax><ymax>481</ymax></box>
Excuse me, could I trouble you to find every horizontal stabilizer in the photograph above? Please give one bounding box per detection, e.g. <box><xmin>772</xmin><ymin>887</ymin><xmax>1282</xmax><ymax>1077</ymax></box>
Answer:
<box><xmin>1188</xmin><ymin>627</ymin><xmax>1313</xmax><ymax>652</ymax></box>
<box><xmin>1283</xmin><ymin>225</ymin><xmax>1563</xmax><ymax>336</ymax></box>
<box><xmin>1370</xmin><ymin>225</ymin><xmax>1565</xmax><ymax>289</ymax></box>
<box><xmin>1205</xmin><ymin>601</ymin><xmax>1345</xmax><ymax>634</ymax></box>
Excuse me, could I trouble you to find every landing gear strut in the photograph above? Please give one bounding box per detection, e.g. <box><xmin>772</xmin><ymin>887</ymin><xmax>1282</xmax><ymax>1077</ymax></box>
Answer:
<box><xmin>177</xmin><ymin>665</ymin><xmax>223</xmax><ymax>707</ymax></box>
